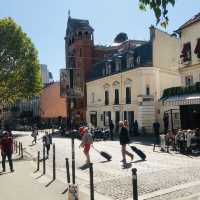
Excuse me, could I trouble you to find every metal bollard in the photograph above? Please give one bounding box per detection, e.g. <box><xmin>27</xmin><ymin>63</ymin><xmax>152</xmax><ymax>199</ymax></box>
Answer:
<box><xmin>89</xmin><ymin>163</ymin><xmax>94</xmax><ymax>200</ymax></box>
<box><xmin>18</xmin><ymin>142</ymin><xmax>21</xmax><ymax>156</ymax></box>
<box><xmin>21</xmin><ymin>143</ymin><xmax>23</xmax><ymax>158</ymax></box>
<box><xmin>37</xmin><ymin>151</ymin><xmax>40</xmax><ymax>171</ymax></box>
<box><xmin>65</xmin><ymin>158</ymin><xmax>70</xmax><ymax>184</ymax></box>
<box><xmin>53</xmin><ymin>144</ymin><xmax>56</xmax><ymax>180</ymax></box>
<box><xmin>71</xmin><ymin>136</ymin><xmax>75</xmax><ymax>184</ymax></box>
<box><xmin>43</xmin><ymin>144</ymin><xmax>46</xmax><ymax>175</ymax></box>
<box><xmin>132</xmin><ymin>168</ymin><xmax>138</xmax><ymax>200</ymax></box>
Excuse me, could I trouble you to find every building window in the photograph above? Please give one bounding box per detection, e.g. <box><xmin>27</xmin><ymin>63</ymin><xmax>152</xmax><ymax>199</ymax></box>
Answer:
<box><xmin>114</xmin><ymin>89</ymin><xmax>119</xmax><ymax>105</ymax></box>
<box><xmin>104</xmin><ymin>111</ymin><xmax>111</xmax><ymax>126</ymax></box>
<box><xmin>102</xmin><ymin>68</ymin><xmax>105</xmax><ymax>76</ymax></box>
<box><xmin>124</xmin><ymin>111</ymin><xmax>127</xmax><ymax>120</ymax></box>
<box><xmin>180</xmin><ymin>42</ymin><xmax>191</xmax><ymax>63</ymax></box>
<box><xmin>115</xmin><ymin>111</ymin><xmax>120</xmax><ymax>124</ymax></box>
<box><xmin>115</xmin><ymin>59</ymin><xmax>121</xmax><ymax>72</ymax></box>
<box><xmin>126</xmin><ymin>87</ymin><xmax>131</xmax><ymax>104</ymax></box>
<box><xmin>194</xmin><ymin>38</ymin><xmax>200</xmax><ymax>58</ymax></box>
<box><xmin>185</xmin><ymin>75</ymin><xmax>193</xmax><ymax>86</ymax></box>
<box><xmin>105</xmin><ymin>90</ymin><xmax>109</xmax><ymax>105</ymax></box>
<box><xmin>136</xmin><ymin>56</ymin><xmax>141</xmax><ymax>65</ymax></box>
<box><xmin>146</xmin><ymin>85</ymin><xmax>150</xmax><ymax>95</ymax></box>
<box><xmin>127</xmin><ymin>55</ymin><xmax>134</xmax><ymax>69</ymax></box>
<box><xmin>106</xmin><ymin>63</ymin><xmax>112</xmax><ymax>75</ymax></box>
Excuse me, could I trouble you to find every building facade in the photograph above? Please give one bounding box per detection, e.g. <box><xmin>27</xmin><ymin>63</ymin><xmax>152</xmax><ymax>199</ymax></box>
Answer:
<box><xmin>86</xmin><ymin>27</ymin><xmax>181</xmax><ymax>133</ymax></box>
<box><xmin>161</xmin><ymin>13</ymin><xmax>200</xmax><ymax>130</ymax></box>
<box><xmin>39</xmin><ymin>82</ymin><xmax>67</xmax><ymax>120</ymax></box>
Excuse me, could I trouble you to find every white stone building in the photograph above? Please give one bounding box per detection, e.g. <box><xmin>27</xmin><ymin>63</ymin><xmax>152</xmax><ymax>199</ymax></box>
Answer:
<box><xmin>86</xmin><ymin>27</ymin><xmax>181</xmax><ymax>133</ymax></box>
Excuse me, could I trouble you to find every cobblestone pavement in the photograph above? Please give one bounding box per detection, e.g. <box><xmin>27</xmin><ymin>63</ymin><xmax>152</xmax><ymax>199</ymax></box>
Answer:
<box><xmin>14</xmin><ymin>131</ymin><xmax>200</xmax><ymax>200</ymax></box>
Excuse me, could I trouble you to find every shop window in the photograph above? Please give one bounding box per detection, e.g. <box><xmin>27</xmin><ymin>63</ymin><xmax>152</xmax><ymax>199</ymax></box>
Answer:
<box><xmin>126</xmin><ymin>87</ymin><xmax>131</xmax><ymax>104</ymax></box>
<box><xmin>185</xmin><ymin>75</ymin><xmax>193</xmax><ymax>86</ymax></box>
<box><xmin>105</xmin><ymin>90</ymin><xmax>109</xmax><ymax>105</ymax></box>
<box><xmin>180</xmin><ymin>42</ymin><xmax>191</xmax><ymax>63</ymax></box>
<box><xmin>114</xmin><ymin>89</ymin><xmax>119</xmax><ymax>105</ymax></box>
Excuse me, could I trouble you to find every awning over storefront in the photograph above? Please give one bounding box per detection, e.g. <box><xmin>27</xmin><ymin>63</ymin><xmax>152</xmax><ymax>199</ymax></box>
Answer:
<box><xmin>161</xmin><ymin>94</ymin><xmax>200</xmax><ymax>106</ymax></box>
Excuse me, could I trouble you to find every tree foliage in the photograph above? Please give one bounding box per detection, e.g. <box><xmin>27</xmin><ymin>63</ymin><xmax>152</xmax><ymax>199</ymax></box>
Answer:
<box><xmin>0</xmin><ymin>18</ymin><xmax>42</xmax><ymax>106</ymax></box>
<box><xmin>139</xmin><ymin>0</ymin><xmax>176</xmax><ymax>28</ymax></box>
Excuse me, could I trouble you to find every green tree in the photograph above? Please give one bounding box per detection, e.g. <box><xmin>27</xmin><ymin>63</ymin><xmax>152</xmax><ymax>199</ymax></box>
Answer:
<box><xmin>139</xmin><ymin>0</ymin><xmax>176</xmax><ymax>27</ymax></box>
<box><xmin>0</xmin><ymin>17</ymin><xmax>42</xmax><ymax>106</ymax></box>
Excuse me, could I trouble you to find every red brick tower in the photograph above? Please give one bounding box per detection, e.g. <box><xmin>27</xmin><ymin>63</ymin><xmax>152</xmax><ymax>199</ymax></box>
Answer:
<box><xmin>65</xmin><ymin>16</ymin><xmax>94</xmax><ymax>126</ymax></box>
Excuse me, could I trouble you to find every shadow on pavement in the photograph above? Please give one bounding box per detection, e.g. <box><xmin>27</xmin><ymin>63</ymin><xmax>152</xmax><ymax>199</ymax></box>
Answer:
<box><xmin>132</xmin><ymin>159</ymin><xmax>146</xmax><ymax>164</ymax></box>
<box><xmin>79</xmin><ymin>163</ymin><xmax>90</xmax><ymax>170</ymax></box>
<box><xmin>45</xmin><ymin>179</ymin><xmax>55</xmax><ymax>187</ymax></box>
<box><xmin>122</xmin><ymin>162</ymin><xmax>132</xmax><ymax>169</ymax></box>
<box><xmin>0</xmin><ymin>171</ymin><xmax>12</xmax><ymax>176</ymax></box>
<box><xmin>35</xmin><ymin>174</ymin><xmax>44</xmax><ymax>179</ymax></box>
<box><xmin>61</xmin><ymin>187</ymin><xmax>68</xmax><ymax>194</ymax></box>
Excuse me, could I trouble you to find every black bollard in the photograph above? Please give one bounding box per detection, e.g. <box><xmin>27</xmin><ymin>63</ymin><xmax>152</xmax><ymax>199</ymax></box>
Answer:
<box><xmin>43</xmin><ymin>144</ymin><xmax>46</xmax><ymax>175</ymax></box>
<box><xmin>18</xmin><ymin>142</ymin><xmax>21</xmax><ymax>156</ymax></box>
<box><xmin>89</xmin><ymin>163</ymin><xmax>94</xmax><ymax>200</ymax></box>
<box><xmin>37</xmin><ymin>151</ymin><xmax>40</xmax><ymax>171</ymax></box>
<box><xmin>21</xmin><ymin>143</ymin><xmax>23</xmax><ymax>158</ymax></box>
<box><xmin>71</xmin><ymin>136</ymin><xmax>75</xmax><ymax>184</ymax></box>
<box><xmin>65</xmin><ymin>158</ymin><xmax>70</xmax><ymax>184</ymax></box>
<box><xmin>53</xmin><ymin>144</ymin><xmax>56</xmax><ymax>180</ymax></box>
<box><xmin>132</xmin><ymin>168</ymin><xmax>138</xmax><ymax>200</ymax></box>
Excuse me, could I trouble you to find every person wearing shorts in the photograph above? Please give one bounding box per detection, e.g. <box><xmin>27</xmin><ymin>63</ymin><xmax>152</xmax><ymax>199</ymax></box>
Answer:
<box><xmin>79</xmin><ymin>127</ymin><xmax>93</xmax><ymax>164</ymax></box>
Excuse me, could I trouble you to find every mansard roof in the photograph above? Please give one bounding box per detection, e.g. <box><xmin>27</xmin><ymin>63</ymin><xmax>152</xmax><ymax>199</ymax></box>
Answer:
<box><xmin>87</xmin><ymin>42</ymin><xmax>152</xmax><ymax>82</ymax></box>
<box><xmin>176</xmin><ymin>12</ymin><xmax>200</xmax><ymax>32</ymax></box>
<box><xmin>67</xmin><ymin>17</ymin><xmax>94</xmax><ymax>32</ymax></box>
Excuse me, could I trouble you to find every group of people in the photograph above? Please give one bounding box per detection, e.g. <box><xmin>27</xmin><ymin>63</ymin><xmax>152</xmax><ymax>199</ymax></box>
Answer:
<box><xmin>0</xmin><ymin>126</ymin><xmax>14</xmax><ymax>173</ymax></box>
<box><xmin>31</xmin><ymin>126</ymin><xmax>52</xmax><ymax>158</ymax></box>
<box><xmin>79</xmin><ymin>120</ymin><xmax>134</xmax><ymax>166</ymax></box>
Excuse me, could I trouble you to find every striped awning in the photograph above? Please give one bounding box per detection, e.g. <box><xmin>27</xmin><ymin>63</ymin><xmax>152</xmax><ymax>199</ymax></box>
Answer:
<box><xmin>161</xmin><ymin>94</ymin><xmax>200</xmax><ymax>106</ymax></box>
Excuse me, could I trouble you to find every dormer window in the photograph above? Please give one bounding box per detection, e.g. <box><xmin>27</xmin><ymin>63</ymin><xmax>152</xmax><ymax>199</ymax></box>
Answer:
<box><xmin>180</xmin><ymin>42</ymin><xmax>191</xmax><ymax>63</ymax></box>
<box><xmin>115</xmin><ymin>58</ymin><xmax>121</xmax><ymax>72</ymax></box>
<box><xmin>106</xmin><ymin>62</ymin><xmax>112</xmax><ymax>75</ymax></box>
<box><xmin>136</xmin><ymin>56</ymin><xmax>141</xmax><ymax>65</ymax></box>
<box><xmin>127</xmin><ymin>54</ymin><xmax>134</xmax><ymax>68</ymax></box>
<box><xmin>78</xmin><ymin>31</ymin><xmax>82</xmax><ymax>39</ymax></box>
<box><xmin>194</xmin><ymin>38</ymin><xmax>200</xmax><ymax>58</ymax></box>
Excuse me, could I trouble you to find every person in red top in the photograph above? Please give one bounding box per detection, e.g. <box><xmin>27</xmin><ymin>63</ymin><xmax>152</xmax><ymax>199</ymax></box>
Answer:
<box><xmin>0</xmin><ymin>130</ymin><xmax>14</xmax><ymax>172</ymax></box>
<box><xmin>79</xmin><ymin>127</ymin><xmax>93</xmax><ymax>164</ymax></box>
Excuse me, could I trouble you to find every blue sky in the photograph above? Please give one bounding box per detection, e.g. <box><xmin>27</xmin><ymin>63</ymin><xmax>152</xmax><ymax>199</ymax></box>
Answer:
<box><xmin>0</xmin><ymin>0</ymin><xmax>199</xmax><ymax>80</ymax></box>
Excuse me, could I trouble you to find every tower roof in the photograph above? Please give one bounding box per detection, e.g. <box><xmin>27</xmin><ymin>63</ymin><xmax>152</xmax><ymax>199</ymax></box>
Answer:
<box><xmin>67</xmin><ymin>17</ymin><xmax>94</xmax><ymax>32</ymax></box>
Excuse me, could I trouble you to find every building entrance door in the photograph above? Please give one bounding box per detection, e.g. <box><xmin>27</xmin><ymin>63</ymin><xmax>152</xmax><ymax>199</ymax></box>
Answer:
<box><xmin>90</xmin><ymin>112</ymin><xmax>97</xmax><ymax>127</ymax></box>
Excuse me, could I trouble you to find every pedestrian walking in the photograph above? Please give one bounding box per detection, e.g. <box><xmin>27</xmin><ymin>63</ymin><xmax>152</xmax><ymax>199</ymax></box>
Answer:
<box><xmin>43</xmin><ymin>132</ymin><xmax>52</xmax><ymax>159</ymax></box>
<box><xmin>109</xmin><ymin>120</ymin><xmax>114</xmax><ymax>140</ymax></box>
<box><xmin>119</xmin><ymin>121</ymin><xmax>133</xmax><ymax>166</ymax></box>
<box><xmin>31</xmin><ymin>125</ymin><xmax>38</xmax><ymax>144</ymax></box>
<box><xmin>133</xmin><ymin>120</ymin><xmax>139</xmax><ymax>136</ymax></box>
<box><xmin>0</xmin><ymin>130</ymin><xmax>14</xmax><ymax>172</ymax></box>
<box><xmin>153</xmin><ymin>121</ymin><xmax>160</xmax><ymax>151</ymax></box>
<box><xmin>79</xmin><ymin>127</ymin><xmax>93</xmax><ymax>165</ymax></box>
